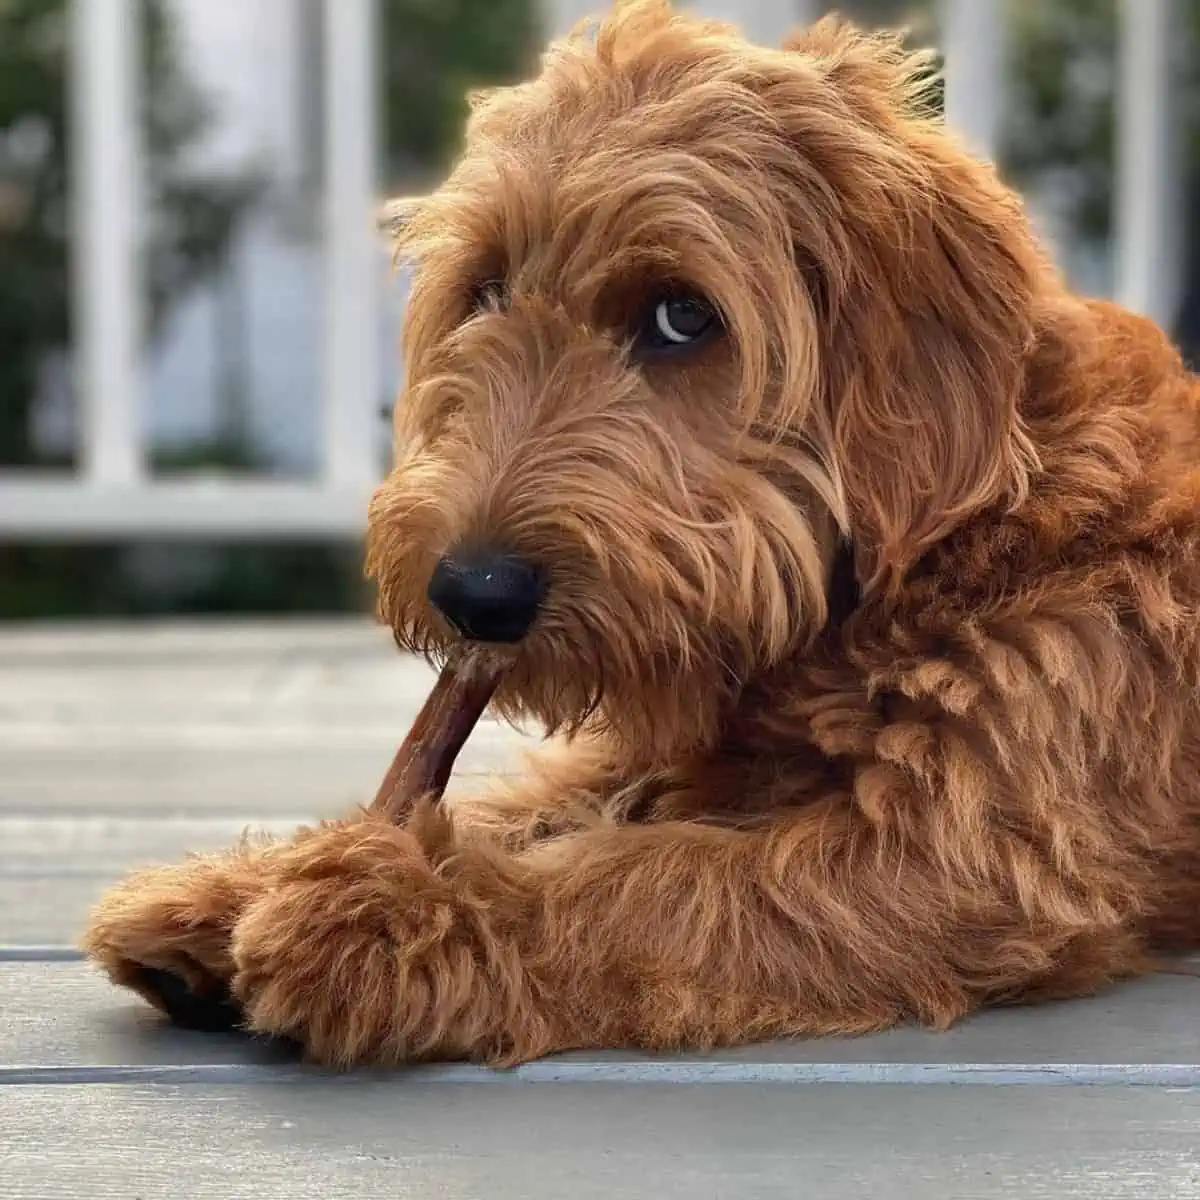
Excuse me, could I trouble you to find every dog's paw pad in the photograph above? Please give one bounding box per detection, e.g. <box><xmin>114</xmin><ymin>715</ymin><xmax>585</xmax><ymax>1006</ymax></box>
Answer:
<box><xmin>129</xmin><ymin>965</ymin><xmax>245</xmax><ymax>1034</ymax></box>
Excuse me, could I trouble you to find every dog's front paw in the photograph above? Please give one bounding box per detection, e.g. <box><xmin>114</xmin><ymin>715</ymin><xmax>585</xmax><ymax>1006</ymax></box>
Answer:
<box><xmin>230</xmin><ymin>818</ymin><xmax>516</xmax><ymax>1067</ymax></box>
<box><xmin>81</xmin><ymin>839</ymin><xmax>279</xmax><ymax>1033</ymax></box>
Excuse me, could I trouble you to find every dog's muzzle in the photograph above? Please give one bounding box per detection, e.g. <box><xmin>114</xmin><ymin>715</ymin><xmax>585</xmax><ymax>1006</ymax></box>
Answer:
<box><xmin>427</xmin><ymin>548</ymin><xmax>546</xmax><ymax>644</ymax></box>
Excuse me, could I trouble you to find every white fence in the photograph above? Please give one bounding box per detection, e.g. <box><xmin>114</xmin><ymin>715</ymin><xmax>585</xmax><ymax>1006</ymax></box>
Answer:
<box><xmin>0</xmin><ymin>0</ymin><xmax>1183</xmax><ymax>540</ymax></box>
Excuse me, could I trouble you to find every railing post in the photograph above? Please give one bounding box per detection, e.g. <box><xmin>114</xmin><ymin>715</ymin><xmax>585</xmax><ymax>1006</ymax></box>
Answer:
<box><xmin>940</xmin><ymin>0</ymin><xmax>1005</xmax><ymax>163</ymax></box>
<box><xmin>71</xmin><ymin>0</ymin><xmax>143</xmax><ymax>486</ymax></box>
<box><xmin>1114</xmin><ymin>0</ymin><xmax>1179</xmax><ymax>328</ymax></box>
<box><xmin>321</xmin><ymin>0</ymin><xmax>383</xmax><ymax>487</ymax></box>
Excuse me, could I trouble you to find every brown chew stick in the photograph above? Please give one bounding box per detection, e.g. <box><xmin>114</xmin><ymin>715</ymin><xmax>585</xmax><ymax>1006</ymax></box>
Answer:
<box><xmin>370</xmin><ymin>654</ymin><xmax>505</xmax><ymax>822</ymax></box>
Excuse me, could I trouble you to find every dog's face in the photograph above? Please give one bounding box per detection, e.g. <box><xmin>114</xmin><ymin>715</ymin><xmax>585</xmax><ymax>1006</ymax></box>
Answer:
<box><xmin>368</xmin><ymin>0</ymin><xmax>1044</xmax><ymax>763</ymax></box>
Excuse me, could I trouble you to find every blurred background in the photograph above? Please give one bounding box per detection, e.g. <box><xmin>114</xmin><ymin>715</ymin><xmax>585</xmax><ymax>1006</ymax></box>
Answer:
<box><xmin>0</xmin><ymin>0</ymin><xmax>1196</xmax><ymax>622</ymax></box>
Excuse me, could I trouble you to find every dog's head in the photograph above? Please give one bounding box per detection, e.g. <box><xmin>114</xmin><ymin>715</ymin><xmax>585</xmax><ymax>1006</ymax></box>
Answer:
<box><xmin>368</xmin><ymin>0</ymin><xmax>1046</xmax><ymax>763</ymax></box>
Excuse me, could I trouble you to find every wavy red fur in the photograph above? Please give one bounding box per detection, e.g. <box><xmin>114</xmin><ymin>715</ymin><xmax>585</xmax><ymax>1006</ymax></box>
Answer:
<box><xmin>83</xmin><ymin>0</ymin><xmax>1200</xmax><ymax>1068</ymax></box>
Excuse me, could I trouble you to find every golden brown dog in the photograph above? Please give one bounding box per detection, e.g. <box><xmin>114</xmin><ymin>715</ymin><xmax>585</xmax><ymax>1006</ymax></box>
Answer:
<box><xmin>83</xmin><ymin>0</ymin><xmax>1200</xmax><ymax>1067</ymax></box>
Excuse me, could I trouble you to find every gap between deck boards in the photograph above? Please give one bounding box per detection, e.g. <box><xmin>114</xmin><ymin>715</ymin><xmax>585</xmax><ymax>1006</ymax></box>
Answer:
<box><xmin>6</xmin><ymin>951</ymin><xmax>1200</xmax><ymax>1089</ymax></box>
<box><xmin>5</xmin><ymin>1063</ymin><xmax>1200</xmax><ymax>1088</ymax></box>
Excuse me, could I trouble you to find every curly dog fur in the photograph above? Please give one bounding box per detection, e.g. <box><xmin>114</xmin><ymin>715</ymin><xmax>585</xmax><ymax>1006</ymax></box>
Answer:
<box><xmin>83</xmin><ymin>0</ymin><xmax>1200</xmax><ymax>1068</ymax></box>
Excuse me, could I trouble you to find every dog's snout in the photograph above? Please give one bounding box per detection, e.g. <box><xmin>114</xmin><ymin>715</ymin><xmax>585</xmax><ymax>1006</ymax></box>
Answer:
<box><xmin>427</xmin><ymin>549</ymin><xmax>546</xmax><ymax>644</ymax></box>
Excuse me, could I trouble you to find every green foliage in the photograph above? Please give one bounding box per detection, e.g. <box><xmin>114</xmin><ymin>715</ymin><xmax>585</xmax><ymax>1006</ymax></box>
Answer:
<box><xmin>0</xmin><ymin>0</ymin><xmax>71</xmax><ymax>467</ymax></box>
<box><xmin>380</xmin><ymin>0</ymin><xmax>543</xmax><ymax>180</ymax></box>
<box><xmin>0</xmin><ymin>0</ymin><xmax>260</xmax><ymax>467</ymax></box>
<box><xmin>0</xmin><ymin>0</ymin><xmax>539</xmax><ymax>619</ymax></box>
<box><xmin>0</xmin><ymin>541</ymin><xmax>371</xmax><ymax>619</ymax></box>
<box><xmin>1002</xmin><ymin>0</ymin><xmax>1200</xmax><ymax>242</ymax></box>
<box><xmin>8</xmin><ymin>0</ymin><xmax>1193</xmax><ymax>618</ymax></box>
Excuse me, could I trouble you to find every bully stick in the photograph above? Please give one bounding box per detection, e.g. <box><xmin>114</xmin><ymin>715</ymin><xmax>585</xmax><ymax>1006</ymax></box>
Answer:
<box><xmin>370</xmin><ymin>651</ymin><xmax>507</xmax><ymax>822</ymax></box>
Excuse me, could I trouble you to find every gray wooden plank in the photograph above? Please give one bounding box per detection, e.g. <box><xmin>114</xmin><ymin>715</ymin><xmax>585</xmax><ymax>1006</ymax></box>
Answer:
<box><xmin>1</xmin><ymin>876</ymin><xmax>125</xmax><ymax>946</ymax></box>
<box><xmin>0</xmin><ymin>675</ymin><xmax>538</xmax><ymax>742</ymax></box>
<box><xmin>0</xmin><ymin>816</ymin><xmax>306</xmax><ymax>871</ymax></box>
<box><xmin>0</xmin><ymin>740</ymin><xmax>531</xmax><ymax>817</ymax></box>
<box><xmin>0</xmin><ymin>803</ymin><xmax>520</xmax><ymax>943</ymax></box>
<box><xmin>0</xmin><ymin>617</ymin><xmax>391</xmax><ymax>662</ymax></box>
<box><xmin>0</xmin><ymin>619</ymin><xmax>493</xmax><ymax>732</ymax></box>
<box><xmin>0</xmin><ymin>621</ymin><xmax>416</xmax><ymax>728</ymax></box>
<box><xmin>5</xmin><ymin>962</ymin><xmax>1200</xmax><ymax>1084</ymax></box>
<box><xmin>2</xmin><ymin>1083</ymin><xmax>1199</xmax><ymax>1199</ymax></box>
<box><xmin>0</xmin><ymin>814</ymin><xmax>311</xmax><ymax>944</ymax></box>
<box><xmin>0</xmin><ymin>617</ymin><xmax>539</xmax><ymax>817</ymax></box>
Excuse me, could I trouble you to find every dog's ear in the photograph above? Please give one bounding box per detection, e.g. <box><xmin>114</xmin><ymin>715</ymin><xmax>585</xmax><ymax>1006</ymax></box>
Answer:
<box><xmin>378</xmin><ymin>196</ymin><xmax>423</xmax><ymax>241</ymax></box>
<box><xmin>778</xmin><ymin>18</ymin><xmax>1042</xmax><ymax>594</ymax></box>
<box><xmin>379</xmin><ymin>195</ymin><xmax>440</xmax><ymax>272</ymax></box>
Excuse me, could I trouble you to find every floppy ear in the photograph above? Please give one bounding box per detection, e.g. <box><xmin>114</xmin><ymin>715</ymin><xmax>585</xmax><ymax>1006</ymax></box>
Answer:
<box><xmin>781</xmin><ymin>19</ymin><xmax>1044</xmax><ymax>593</ymax></box>
<box><xmin>377</xmin><ymin>195</ymin><xmax>424</xmax><ymax>239</ymax></box>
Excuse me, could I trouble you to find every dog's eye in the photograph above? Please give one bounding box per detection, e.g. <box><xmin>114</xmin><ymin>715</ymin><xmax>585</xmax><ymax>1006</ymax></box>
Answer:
<box><xmin>638</xmin><ymin>293</ymin><xmax>719</xmax><ymax>353</ymax></box>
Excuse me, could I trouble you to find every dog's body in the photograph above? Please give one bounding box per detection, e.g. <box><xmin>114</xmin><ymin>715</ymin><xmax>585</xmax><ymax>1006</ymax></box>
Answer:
<box><xmin>85</xmin><ymin>1</ymin><xmax>1200</xmax><ymax>1067</ymax></box>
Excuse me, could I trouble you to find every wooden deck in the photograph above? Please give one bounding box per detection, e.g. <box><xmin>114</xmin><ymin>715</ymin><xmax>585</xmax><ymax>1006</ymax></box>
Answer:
<box><xmin>3</xmin><ymin>619</ymin><xmax>1199</xmax><ymax>1198</ymax></box>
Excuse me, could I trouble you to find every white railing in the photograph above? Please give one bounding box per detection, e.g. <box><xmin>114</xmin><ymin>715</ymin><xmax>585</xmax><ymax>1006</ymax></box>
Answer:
<box><xmin>2</xmin><ymin>0</ymin><xmax>384</xmax><ymax>539</ymax></box>
<box><xmin>1114</xmin><ymin>0</ymin><xmax>1182</xmax><ymax>329</ymax></box>
<box><xmin>0</xmin><ymin>0</ymin><xmax>1181</xmax><ymax>540</ymax></box>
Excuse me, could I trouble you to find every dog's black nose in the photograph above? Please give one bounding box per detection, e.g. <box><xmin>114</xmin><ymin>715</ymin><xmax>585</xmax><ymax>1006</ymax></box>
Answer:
<box><xmin>427</xmin><ymin>550</ymin><xmax>545</xmax><ymax>643</ymax></box>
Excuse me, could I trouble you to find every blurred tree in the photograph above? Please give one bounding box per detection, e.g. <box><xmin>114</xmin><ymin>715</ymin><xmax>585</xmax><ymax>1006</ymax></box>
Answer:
<box><xmin>13</xmin><ymin>0</ymin><xmax>1190</xmax><ymax>620</ymax></box>
<box><xmin>1001</xmin><ymin>0</ymin><xmax>1200</xmax><ymax>363</ymax></box>
<box><xmin>1003</xmin><ymin>0</ymin><xmax>1200</xmax><ymax>239</ymax></box>
<box><xmin>0</xmin><ymin>0</ymin><xmax>540</xmax><ymax>618</ymax></box>
<box><xmin>0</xmin><ymin>0</ymin><xmax>258</xmax><ymax>470</ymax></box>
<box><xmin>0</xmin><ymin>0</ymin><xmax>266</xmax><ymax>617</ymax></box>
<box><xmin>380</xmin><ymin>0</ymin><xmax>542</xmax><ymax>183</ymax></box>
<box><xmin>819</xmin><ymin>0</ymin><xmax>1200</xmax><ymax>364</ymax></box>
<box><xmin>1002</xmin><ymin>1</ymin><xmax>1119</xmax><ymax>241</ymax></box>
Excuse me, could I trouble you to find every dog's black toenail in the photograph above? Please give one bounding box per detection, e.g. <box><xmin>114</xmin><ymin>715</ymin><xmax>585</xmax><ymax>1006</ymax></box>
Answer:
<box><xmin>132</xmin><ymin>966</ymin><xmax>244</xmax><ymax>1034</ymax></box>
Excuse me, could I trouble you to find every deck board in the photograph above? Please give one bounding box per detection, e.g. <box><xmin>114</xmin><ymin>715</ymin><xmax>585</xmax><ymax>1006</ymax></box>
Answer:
<box><xmin>3</xmin><ymin>1084</ymin><xmax>1199</xmax><ymax>1199</ymax></box>
<box><xmin>0</xmin><ymin>744</ymin><xmax>525</xmax><ymax>817</ymax></box>
<box><xmin>4</xmin><ymin>961</ymin><xmax>1200</xmax><ymax>1085</ymax></box>
<box><xmin>2</xmin><ymin>619</ymin><xmax>1196</xmax><ymax>1196</ymax></box>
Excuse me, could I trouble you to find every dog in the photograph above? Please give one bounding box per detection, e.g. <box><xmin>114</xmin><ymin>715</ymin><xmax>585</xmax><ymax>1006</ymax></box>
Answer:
<box><xmin>83</xmin><ymin>0</ymin><xmax>1200</xmax><ymax>1068</ymax></box>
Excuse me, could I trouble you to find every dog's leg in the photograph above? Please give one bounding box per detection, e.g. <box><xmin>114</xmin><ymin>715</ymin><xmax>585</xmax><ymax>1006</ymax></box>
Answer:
<box><xmin>446</xmin><ymin>733</ymin><xmax>622</xmax><ymax>850</ymax></box>
<box><xmin>80</xmin><ymin>835</ymin><xmax>291</xmax><ymax>1031</ymax></box>
<box><xmin>79</xmin><ymin>742</ymin><xmax>615</xmax><ymax>1033</ymax></box>
<box><xmin>226</xmin><ymin>782</ymin><xmax>1151</xmax><ymax>1068</ymax></box>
